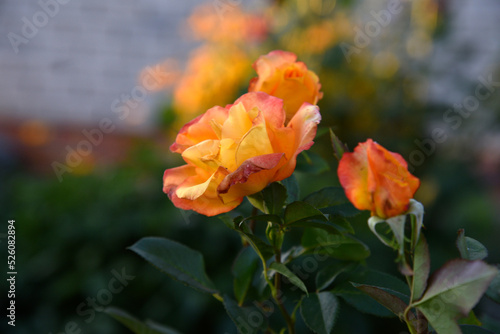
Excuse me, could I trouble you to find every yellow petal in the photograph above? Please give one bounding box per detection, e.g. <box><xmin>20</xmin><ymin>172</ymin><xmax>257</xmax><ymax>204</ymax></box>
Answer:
<box><xmin>176</xmin><ymin>170</ymin><xmax>216</xmax><ymax>200</ymax></box>
<box><xmin>235</xmin><ymin>122</ymin><xmax>274</xmax><ymax>166</ymax></box>
<box><xmin>181</xmin><ymin>139</ymin><xmax>220</xmax><ymax>170</ymax></box>
<box><xmin>221</xmin><ymin>102</ymin><xmax>253</xmax><ymax>139</ymax></box>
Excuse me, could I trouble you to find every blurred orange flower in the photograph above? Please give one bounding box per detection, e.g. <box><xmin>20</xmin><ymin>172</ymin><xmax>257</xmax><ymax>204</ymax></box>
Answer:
<box><xmin>338</xmin><ymin>139</ymin><xmax>420</xmax><ymax>219</ymax></box>
<box><xmin>188</xmin><ymin>3</ymin><xmax>267</xmax><ymax>44</ymax></box>
<box><xmin>164</xmin><ymin>92</ymin><xmax>321</xmax><ymax>216</ymax></box>
<box><xmin>249</xmin><ymin>50</ymin><xmax>323</xmax><ymax>122</ymax></box>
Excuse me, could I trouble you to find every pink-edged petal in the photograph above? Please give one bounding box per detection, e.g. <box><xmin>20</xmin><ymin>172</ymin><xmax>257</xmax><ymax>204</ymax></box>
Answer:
<box><xmin>166</xmin><ymin>165</ymin><xmax>243</xmax><ymax>216</ymax></box>
<box><xmin>163</xmin><ymin>164</ymin><xmax>198</xmax><ymax>196</ymax></box>
<box><xmin>252</xmin><ymin>50</ymin><xmax>297</xmax><ymax>75</ymax></box>
<box><xmin>170</xmin><ymin>105</ymin><xmax>228</xmax><ymax>153</ymax></box>
<box><xmin>287</xmin><ymin>103</ymin><xmax>321</xmax><ymax>149</ymax></box>
<box><xmin>273</xmin><ymin>102</ymin><xmax>321</xmax><ymax>180</ymax></box>
<box><xmin>172</xmin><ymin>193</ymin><xmax>242</xmax><ymax>216</ymax></box>
<box><xmin>233</xmin><ymin>92</ymin><xmax>286</xmax><ymax>129</ymax></box>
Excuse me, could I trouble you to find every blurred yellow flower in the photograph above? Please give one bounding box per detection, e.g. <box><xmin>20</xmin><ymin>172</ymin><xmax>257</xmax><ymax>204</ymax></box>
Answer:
<box><xmin>172</xmin><ymin>45</ymin><xmax>252</xmax><ymax>127</ymax></box>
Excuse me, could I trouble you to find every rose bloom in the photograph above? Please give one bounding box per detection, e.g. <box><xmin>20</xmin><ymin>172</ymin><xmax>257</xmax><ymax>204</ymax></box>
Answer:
<box><xmin>338</xmin><ymin>139</ymin><xmax>420</xmax><ymax>219</ymax></box>
<box><xmin>163</xmin><ymin>92</ymin><xmax>321</xmax><ymax>216</ymax></box>
<box><xmin>248</xmin><ymin>50</ymin><xmax>323</xmax><ymax>122</ymax></box>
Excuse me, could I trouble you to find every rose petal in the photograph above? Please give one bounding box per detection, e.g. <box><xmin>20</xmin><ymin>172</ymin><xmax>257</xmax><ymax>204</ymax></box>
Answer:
<box><xmin>337</xmin><ymin>141</ymin><xmax>373</xmax><ymax>212</ymax></box>
<box><xmin>235</xmin><ymin>122</ymin><xmax>274</xmax><ymax>166</ymax></box>
<box><xmin>165</xmin><ymin>166</ymin><xmax>242</xmax><ymax>216</ymax></box>
<box><xmin>233</xmin><ymin>92</ymin><xmax>286</xmax><ymax>129</ymax></box>
<box><xmin>221</xmin><ymin>102</ymin><xmax>254</xmax><ymax>140</ymax></box>
<box><xmin>181</xmin><ymin>139</ymin><xmax>220</xmax><ymax>170</ymax></box>
<box><xmin>218</xmin><ymin>152</ymin><xmax>284</xmax><ymax>195</ymax></box>
<box><xmin>338</xmin><ymin>139</ymin><xmax>420</xmax><ymax>218</ymax></box>
<box><xmin>251</xmin><ymin>50</ymin><xmax>297</xmax><ymax>80</ymax></box>
<box><xmin>170</xmin><ymin>105</ymin><xmax>228</xmax><ymax>153</ymax></box>
<box><xmin>367</xmin><ymin>141</ymin><xmax>420</xmax><ymax>218</ymax></box>
<box><xmin>273</xmin><ymin>103</ymin><xmax>321</xmax><ymax>181</ymax></box>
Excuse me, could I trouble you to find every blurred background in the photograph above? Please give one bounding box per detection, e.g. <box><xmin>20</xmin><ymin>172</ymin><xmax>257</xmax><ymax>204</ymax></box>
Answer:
<box><xmin>1</xmin><ymin>0</ymin><xmax>500</xmax><ymax>333</ymax></box>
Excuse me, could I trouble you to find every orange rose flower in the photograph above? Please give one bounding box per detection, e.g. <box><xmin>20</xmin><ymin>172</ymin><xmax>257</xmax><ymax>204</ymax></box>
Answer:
<box><xmin>248</xmin><ymin>50</ymin><xmax>323</xmax><ymax>122</ymax></box>
<box><xmin>338</xmin><ymin>139</ymin><xmax>420</xmax><ymax>219</ymax></box>
<box><xmin>163</xmin><ymin>92</ymin><xmax>321</xmax><ymax>216</ymax></box>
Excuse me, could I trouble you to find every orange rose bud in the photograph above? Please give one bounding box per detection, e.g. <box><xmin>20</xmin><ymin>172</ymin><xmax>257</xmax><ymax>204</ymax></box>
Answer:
<box><xmin>248</xmin><ymin>50</ymin><xmax>323</xmax><ymax>122</ymax></box>
<box><xmin>338</xmin><ymin>139</ymin><xmax>420</xmax><ymax>219</ymax></box>
<box><xmin>164</xmin><ymin>92</ymin><xmax>321</xmax><ymax>216</ymax></box>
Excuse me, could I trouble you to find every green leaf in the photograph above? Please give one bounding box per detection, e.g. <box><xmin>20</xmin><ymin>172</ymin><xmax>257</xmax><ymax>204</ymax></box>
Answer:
<box><xmin>328</xmin><ymin>216</ymin><xmax>355</xmax><ymax>234</ymax></box>
<box><xmin>286</xmin><ymin>218</ymin><xmax>342</xmax><ymax>235</ymax></box>
<box><xmin>412</xmin><ymin>259</ymin><xmax>498</xmax><ymax>334</ymax></box>
<box><xmin>236</xmin><ymin>229</ymin><xmax>275</xmax><ymax>260</ymax></box>
<box><xmin>129</xmin><ymin>237</ymin><xmax>217</xmax><ymax>294</ymax></box>
<box><xmin>262</xmin><ymin>182</ymin><xmax>288</xmax><ymax>215</ymax></box>
<box><xmin>105</xmin><ymin>307</ymin><xmax>182</xmax><ymax>334</ymax></box>
<box><xmin>223</xmin><ymin>295</ymin><xmax>267</xmax><ymax>334</ymax></box>
<box><xmin>280</xmin><ymin>174</ymin><xmax>299</xmax><ymax>204</ymax></box>
<box><xmin>331</xmin><ymin>268</ymin><xmax>410</xmax><ymax>317</ymax></box>
<box><xmin>303</xmin><ymin>187</ymin><xmax>360</xmax><ymax>217</ymax></box>
<box><xmin>284</xmin><ymin>201</ymin><xmax>327</xmax><ymax>225</ymax></box>
<box><xmin>411</xmin><ymin>233</ymin><xmax>430</xmax><ymax>301</ymax></box>
<box><xmin>233</xmin><ymin>247</ymin><xmax>260</xmax><ymax>305</ymax></box>
<box><xmin>247</xmin><ymin>182</ymin><xmax>287</xmax><ymax>215</ymax></box>
<box><xmin>241</xmin><ymin>214</ymin><xmax>283</xmax><ymax>226</ymax></box>
<box><xmin>333</xmin><ymin>282</ymin><xmax>397</xmax><ymax>317</ymax></box>
<box><xmin>247</xmin><ymin>192</ymin><xmax>266</xmax><ymax>213</ymax></box>
<box><xmin>303</xmin><ymin>187</ymin><xmax>349</xmax><ymax>209</ymax></box>
<box><xmin>284</xmin><ymin>201</ymin><xmax>340</xmax><ymax>234</ymax></box>
<box><xmin>349</xmin><ymin>268</ymin><xmax>410</xmax><ymax>295</ymax></box>
<box><xmin>316</xmin><ymin>263</ymin><xmax>357</xmax><ymax>291</ymax></box>
<box><xmin>430</xmin><ymin>325</ymin><xmax>496</xmax><ymax>334</ymax></box>
<box><xmin>269</xmin><ymin>262</ymin><xmax>308</xmax><ymax>295</ymax></box>
<box><xmin>219</xmin><ymin>214</ymin><xmax>237</xmax><ymax>229</ymax></box>
<box><xmin>353</xmin><ymin>284</ymin><xmax>411</xmax><ymax>319</ymax></box>
<box><xmin>329</xmin><ymin>128</ymin><xmax>348</xmax><ymax>161</ymax></box>
<box><xmin>321</xmin><ymin>203</ymin><xmax>360</xmax><ymax>217</ymax></box>
<box><xmin>300</xmin><ymin>292</ymin><xmax>339</xmax><ymax>334</ymax></box>
<box><xmin>458</xmin><ymin>310</ymin><xmax>482</xmax><ymax>326</ymax></box>
<box><xmin>296</xmin><ymin>151</ymin><xmax>330</xmax><ymax>174</ymax></box>
<box><xmin>301</xmin><ymin>228</ymin><xmax>370</xmax><ymax>261</ymax></box>
<box><xmin>456</xmin><ymin>229</ymin><xmax>488</xmax><ymax>261</ymax></box>
<box><xmin>486</xmin><ymin>265</ymin><xmax>500</xmax><ymax>303</ymax></box>
<box><xmin>459</xmin><ymin>326</ymin><xmax>496</xmax><ymax>334</ymax></box>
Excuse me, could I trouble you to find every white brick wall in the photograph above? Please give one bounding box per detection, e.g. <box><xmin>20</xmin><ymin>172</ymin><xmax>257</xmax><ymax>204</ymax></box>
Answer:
<box><xmin>0</xmin><ymin>0</ymin><xmax>202</xmax><ymax>130</ymax></box>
